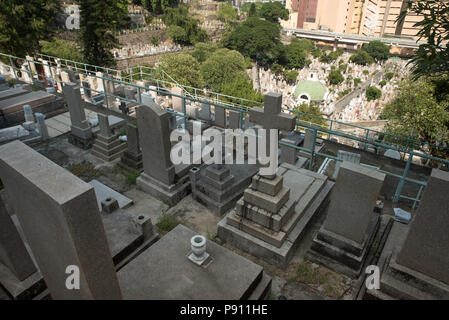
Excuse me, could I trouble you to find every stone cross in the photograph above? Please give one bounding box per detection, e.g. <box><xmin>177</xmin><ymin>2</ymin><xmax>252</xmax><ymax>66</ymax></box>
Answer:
<box><xmin>249</xmin><ymin>93</ymin><xmax>296</xmax><ymax>178</ymax></box>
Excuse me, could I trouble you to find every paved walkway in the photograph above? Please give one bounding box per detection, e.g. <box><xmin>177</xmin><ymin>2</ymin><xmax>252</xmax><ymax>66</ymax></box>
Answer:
<box><xmin>46</xmin><ymin>110</ymin><xmax>98</xmax><ymax>138</ymax></box>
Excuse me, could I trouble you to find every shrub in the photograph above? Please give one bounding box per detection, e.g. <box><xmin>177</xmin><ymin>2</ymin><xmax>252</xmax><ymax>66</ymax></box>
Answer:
<box><xmin>366</xmin><ymin>86</ymin><xmax>382</xmax><ymax>101</ymax></box>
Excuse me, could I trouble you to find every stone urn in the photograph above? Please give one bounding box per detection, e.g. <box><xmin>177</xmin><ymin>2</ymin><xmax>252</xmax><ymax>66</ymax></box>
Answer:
<box><xmin>190</xmin><ymin>235</ymin><xmax>207</xmax><ymax>262</ymax></box>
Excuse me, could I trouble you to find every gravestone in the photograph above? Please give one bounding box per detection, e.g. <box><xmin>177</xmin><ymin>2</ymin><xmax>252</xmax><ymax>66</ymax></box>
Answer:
<box><xmin>35</xmin><ymin>113</ymin><xmax>49</xmax><ymax>141</ymax></box>
<box><xmin>384</xmin><ymin>149</ymin><xmax>401</xmax><ymax>160</ymax></box>
<box><xmin>136</xmin><ymin>102</ymin><xmax>191</xmax><ymax>206</ymax></box>
<box><xmin>0</xmin><ymin>141</ymin><xmax>122</xmax><ymax>299</ymax></box>
<box><xmin>91</xmin><ymin>114</ymin><xmax>127</xmax><ymax>162</ymax></box>
<box><xmin>299</xmin><ymin>128</ymin><xmax>315</xmax><ymax>158</ymax></box>
<box><xmin>331</xmin><ymin>150</ymin><xmax>361</xmax><ymax>180</ymax></box>
<box><xmin>171</xmin><ymin>87</ymin><xmax>183</xmax><ymax>113</ymax></box>
<box><xmin>366</xmin><ymin>169</ymin><xmax>449</xmax><ymax>299</ymax></box>
<box><xmin>228</xmin><ymin>110</ymin><xmax>241</xmax><ymax>129</ymax></box>
<box><xmin>63</xmin><ymin>82</ymin><xmax>93</xmax><ymax>149</ymax></box>
<box><xmin>280</xmin><ymin>132</ymin><xmax>304</xmax><ymax>166</ymax></box>
<box><xmin>214</xmin><ymin>106</ymin><xmax>227</xmax><ymax>128</ymax></box>
<box><xmin>198</xmin><ymin>101</ymin><xmax>212</xmax><ymax>121</ymax></box>
<box><xmin>120</xmin><ymin>122</ymin><xmax>143</xmax><ymax>171</ymax></box>
<box><xmin>309</xmin><ymin>162</ymin><xmax>386</xmax><ymax>277</ymax></box>
<box><xmin>218</xmin><ymin>94</ymin><xmax>333</xmax><ymax>267</ymax></box>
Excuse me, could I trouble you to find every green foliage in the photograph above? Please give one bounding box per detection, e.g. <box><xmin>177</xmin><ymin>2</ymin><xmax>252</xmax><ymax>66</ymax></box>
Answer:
<box><xmin>41</xmin><ymin>39</ymin><xmax>84</xmax><ymax>62</ymax></box>
<box><xmin>295</xmin><ymin>103</ymin><xmax>326</xmax><ymax>127</ymax></box>
<box><xmin>220</xmin><ymin>72</ymin><xmax>263</xmax><ymax>106</ymax></box>
<box><xmin>222</xmin><ymin>17</ymin><xmax>282</xmax><ymax>67</ymax></box>
<box><xmin>167</xmin><ymin>25</ymin><xmax>189</xmax><ymax>44</ymax></box>
<box><xmin>217</xmin><ymin>2</ymin><xmax>239</xmax><ymax>22</ymax></box>
<box><xmin>381</xmin><ymin>77</ymin><xmax>449</xmax><ymax>151</ymax></box>
<box><xmin>156</xmin><ymin>214</ymin><xmax>179</xmax><ymax>232</ymax></box>
<box><xmin>311</xmin><ymin>47</ymin><xmax>322</xmax><ymax>58</ymax></box>
<box><xmin>248</xmin><ymin>3</ymin><xmax>258</xmax><ymax>17</ymax></box>
<box><xmin>259</xmin><ymin>1</ymin><xmax>289</xmax><ymax>23</ymax></box>
<box><xmin>271</xmin><ymin>63</ymin><xmax>283</xmax><ymax>76</ymax></box>
<box><xmin>114</xmin><ymin>166</ymin><xmax>141</xmax><ymax>185</ymax></box>
<box><xmin>162</xmin><ymin>6</ymin><xmax>208</xmax><ymax>45</ymax></box>
<box><xmin>138</xmin><ymin>0</ymin><xmax>179</xmax><ymax>14</ymax></box>
<box><xmin>200</xmin><ymin>48</ymin><xmax>246</xmax><ymax>92</ymax></box>
<box><xmin>362</xmin><ymin>40</ymin><xmax>390</xmax><ymax>61</ymax></box>
<box><xmin>353</xmin><ymin>77</ymin><xmax>362</xmax><ymax>87</ymax></box>
<box><xmin>365</xmin><ymin>86</ymin><xmax>382</xmax><ymax>101</ymax></box>
<box><xmin>328</xmin><ymin>70</ymin><xmax>344</xmax><ymax>85</ymax></box>
<box><xmin>385</xmin><ymin>72</ymin><xmax>395</xmax><ymax>81</ymax></box>
<box><xmin>379</xmin><ymin>80</ymin><xmax>387</xmax><ymax>87</ymax></box>
<box><xmin>338</xmin><ymin>63</ymin><xmax>348</xmax><ymax>73</ymax></box>
<box><xmin>189</xmin><ymin>42</ymin><xmax>220</xmax><ymax>63</ymax></box>
<box><xmin>319</xmin><ymin>50</ymin><xmax>339</xmax><ymax>64</ymax></box>
<box><xmin>158</xmin><ymin>53</ymin><xmax>204</xmax><ymax>87</ymax></box>
<box><xmin>350</xmin><ymin>50</ymin><xmax>374</xmax><ymax>66</ymax></box>
<box><xmin>398</xmin><ymin>1</ymin><xmax>449</xmax><ymax>78</ymax></box>
<box><xmin>80</xmin><ymin>0</ymin><xmax>128</xmax><ymax>67</ymax></box>
<box><xmin>283</xmin><ymin>69</ymin><xmax>298</xmax><ymax>84</ymax></box>
<box><xmin>283</xmin><ymin>43</ymin><xmax>307</xmax><ymax>70</ymax></box>
<box><xmin>69</xmin><ymin>162</ymin><xmax>99</xmax><ymax>181</ymax></box>
<box><xmin>0</xmin><ymin>0</ymin><xmax>60</xmax><ymax>59</ymax></box>
<box><xmin>150</xmin><ymin>36</ymin><xmax>159</xmax><ymax>46</ymax></box>
<box><xmin>363</xmin><ymin>70</ymin><xmax>370</xmax><ymax>75</ymax></box>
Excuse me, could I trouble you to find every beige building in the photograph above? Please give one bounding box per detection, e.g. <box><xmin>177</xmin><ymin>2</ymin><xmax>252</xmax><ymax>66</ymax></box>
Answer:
<box><xmin>283</xmin><ymin>0</ymin><xmax>422</xmax><ymax>39</ymax></box>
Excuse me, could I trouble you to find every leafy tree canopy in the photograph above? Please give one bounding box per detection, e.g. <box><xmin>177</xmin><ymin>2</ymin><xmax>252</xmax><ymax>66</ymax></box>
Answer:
<box><xmin>221</xmin><ymin>72</ymin><xmax>263</xmax><ymax>106</ymax></box>
<box><xmin>0</xmin><ymin>0</ymin><xmax>60</xmax><ymax>60</ymax></box>
<box><xmin>133</xmin><ymin>0</ymin><xmax>179</xmax><ymax>15</ymax></box>
<box><xmin>328</xmin><ymin>70</ymin><xmax>344</xmax><ymax>85</ymax></box>
<box><xmin>41</xmin><ymin>39</ymin><xmax>84</xmax><ymax>62</ymax></box>
<box><xmin>283</xmin><ymin>69</ymin><xmax>298</xmax><ymax>84</ymax></box>
<box><xmin>200</xmin><ymin>48</ymin><xmax>246</xmax><ymax>92</ymax></box>
<box><xmin>80</xmin><ymin>0</ymin><xmax>129</xmax><ymax>67</ymax></box>
<box><xmin>222</xmin><ymin>17</ymin><xmax>282</xmax><ymax>66</ymax></box>
<box><xmin>381</xmin><ymin>77</ymin><xmax>449</xmax><ymax>153</ymax></box>
<box><xmin>259</xmin><ymin>2</ymin><xmax>289</xmax><ymax>24</ymax></box>
<box><xmin>162</xmin><ymin>6</ymin><xmax>208</xmax><ymax>45</ymax></box>
<box><xmin>217</xmin><ymin>2</ymin><xmax>239</xmax><ymax>22</ymax></box>
<box><xmin>189</xmin><ymin>42</ymin><xmax>221</xmax><ymax>63</ymax></box>
<box><xmin>295</xmin><ymin>103</ymin><xmax>326</xmax><ymax>127</ymax></box>
<box><xmin>366</xmin><ymin>86</ymin><xmax>382</xmax><ymax>101</ymax></box>
<box><xmin>398</xmin><ymin>0</ymin><xmax>449</xmax><ymax>78</ymax></box>
<box><xmin>350</xmin><ymin>50</ymin><xmax>374</xmax><ymax>66</ymax></box>
<box><xmin>158</xmin><ymin>53</ymin><xmax>204</xmax><ymax>88</ymax></box>
<box><xmin>362</xmin><ymin>40</ymin><xmax>390</xmax><ymax>61</ymax></box>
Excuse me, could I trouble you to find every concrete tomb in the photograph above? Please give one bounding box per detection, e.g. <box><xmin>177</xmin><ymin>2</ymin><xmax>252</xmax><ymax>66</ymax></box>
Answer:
<box><xmin>308</xmin><ymin>162</ymin><xmax>386</xmax><ymax>278</ymax></box>
<box><xmin>366</xmin><ymin>169</ymin><xmax>449</xmax><ymax>299</ymax></box>
<box><xmin>331</xmin><ymin>150</ymin><xmax>361</xmax><ymax>180</ymax></box>
<box><xmin>0</xmin><ymin>141</ymin><xmax>122</xmax><ymax>299</ymax></box>
<box><xmin>117</xmin><ymin>224</ymin><xmax>271</xmax><ymax>299</ymax></box>
<box><xmin>136</xmin><ymin>102</ymin><xmax>191</xmax><ymax>206</ymax></box>
<box><xmin>171</xmin><ymin>87</ymin><xmax>184</xmax><ymax>113</ymax></box>
<box><xmin>214</xmin><ymin>106</ymin><xmax>227</xmax><ymax>128</ymax></box>
<box><xmin>91</xmin><ymin>113</ymin><xmax>127</xmax><ymax>161</ymax></box>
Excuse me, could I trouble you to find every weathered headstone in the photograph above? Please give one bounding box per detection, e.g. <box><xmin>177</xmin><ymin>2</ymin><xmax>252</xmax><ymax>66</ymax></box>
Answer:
<box><xmin>35</xmin><ymin>113</ymin><xmax>49</xmax><ymax>141</ymax></box>
<box><xmin>309</xmin><ymin>162</ymin><xmax>385</xmax><ymax>277</ymax></box>
<box><xmin>331</xmin><ymin>150</ymin><xmax>361</xmax><ymax>180</ymax></box>
<box><xmin>198</xmin><ymin>101</ymin><xmax>211</xmax><ymax>121</ymax></box>
<box><xmin>214</xmin><ymin>106</ymin><xmax>227</xmax><ymax>128</ymax></box>
<box><xmin>171</xmin><ymin>87</ymin><xmax>183</xmax><ymax>113</ymax></box>
<box><xmin>0</xmin><ymin>141</ymin><xmax>122</xmax><ymax>299</ymax></box>
<box><xmin>136</xmin><ymin>102</ymin><xmax>190</xmax><ymax>205</ymax></box>
<box><xmin>228</xmin><ymin>110</ymin><xmax>241</xmax><ymax>129</ymax></box>
<box><xmin>384</xmin><ymin>149</ymin><xmax>401</xmax><ymax>160</ymax></box>
<box><xmin>91</xmin><ymin>114</ymin><xmax>127</xmax><ymax>161</ymax></box>
<box><xmin>120</xmin><ymin>122</ymin><xmax>143</xmax><ymax>171</ymax></box>
<box><xmin>299</xmin><ymin>128</ymin><xmax>315</xmax><ymax>158</ymax></box>
<box><xmin>366</xmin><ymin>169</ymin><xmax>449</xmax><ymax>300</ymax></box>
<box><xmin>63</xmin><ymin>82</ymin><xmax>93</xmax><ymax>149</ymax></box>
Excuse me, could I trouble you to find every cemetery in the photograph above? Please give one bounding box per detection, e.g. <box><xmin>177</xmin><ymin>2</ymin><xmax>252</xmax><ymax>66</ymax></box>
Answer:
<box><xmin>0</xmin><ymin>41</ymin><xmax>448</xmax><ymax>301</ymax></box>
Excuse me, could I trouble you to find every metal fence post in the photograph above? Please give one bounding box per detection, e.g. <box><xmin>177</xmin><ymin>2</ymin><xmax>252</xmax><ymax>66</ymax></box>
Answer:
<box><xmin>393</xmin><ymin>152</ymin><xmax>414</xmax><ymax>203</ymax></box>
<box><xmin>102</xmin><ymin>77</ymin><xmax>109</xmax><ymax>109</ymax></box>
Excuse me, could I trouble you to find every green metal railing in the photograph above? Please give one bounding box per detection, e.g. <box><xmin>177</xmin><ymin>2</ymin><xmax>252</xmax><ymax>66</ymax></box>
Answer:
<box><xmin>2</xmin><ymin>52</ymin><xmax>448</xmax><ymax>210</ymax></box>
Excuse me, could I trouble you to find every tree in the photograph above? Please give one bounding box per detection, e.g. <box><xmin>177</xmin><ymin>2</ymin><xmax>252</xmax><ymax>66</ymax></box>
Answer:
<box><xmin>319</xmin><ymin>50</ymin><xmax>340</xmax><ymax>63</ymax></box>
<box><xmin>283</xmin><ymin>70</ymin><xmax>298</xmax><ymax>84</ymax></box>
<box><xmin>220</xmin><ymin>72</ymin><xmax>263</xmax><ymax>106</ymax></box>
<box><xmin>248</xmin><ymin>3</ymin><xmax>257</xmax><ymax>17</ymax></box>
<box><xmin>362</xmin><ymin>40</ymin><xmax>390</xmax><ymax>61</ymax></box>
<box><xmin>295</xmin><ymin>103</ymin><xmax>326</xmax><ymax>127</ymax></box>
<box><xmin>80</xmin><ymin>0</ymin><xmax>128</xmax><ymax>67</ymax></box>
<box><xmin>136</xmin><ymin>0</ymin><xmax>179</xmax><ymax>15</ymax></box>
<box><xmin>0</xmin><ymin>0</ymin><xmax>60</xmax><ymax>59</ymax></box>
<box><xmin>222</xmin><ymin>17</ymin><xmax>283</xmax><ymax>67</ymax></box>
<box><xmin>259</xmin><ymin>2</ymin><xmax>289</xmax><ymax>24</ymax></box>
<box><xmin>158</xmin><ymin>53</ymin><xmax>204</xmax><ymax>88</ymax></box>
<box><xmin>189</xmin><ymin>42</ymin><xmax>220</xmax><ymax>63</ymax></box>
<box><xmin>162</xmin><ymin>6</ymin><xmax>208</xmax><ymax>45</ymax></box>
<box><xmin>200</xmin><ymin>49</ymin><xmax>246</xmax><ymax>92</ymax></box>
<box><xmin>167</xmin><ymin>25</ymin><xmax>189</xmax><ymax>44</ymax></box>
<box><xmin>350</xmin><ymin>50</ymin><xmax>374</xmax><ymax>66</ymax></box>
<box><xmin>398</xmin><ymin>0</ymin><xmax>449</xmax><ymax>78</ymax></box>
<box><xmin>328</xmin><ymin>70</ymin><xmax>344</xmax><ymax>85</ymax></box>
<box><xmin>381</xmin><ymin>77</ymin><xmax>449</xmax><ymax>153</ymax></box>
<box><xmin>366</xmin><ymin>86</ymin><xmax>382</xmax><ymax>101</ymax></box>
<box><xmin>283</xmin><ymin>42</ymin><xmax>307</xmax><ymax>69</ymax></box>
<box><xmin>217</xmin><ymin>2</ymin><xmax>239</xmax><ymax>22</ymax></box>
<box><xmin>41</xmin><ymin>39</ymin><xmax>84</xmax><ymax>62</ymax></box>
<box><xmin>385</xmin><ymin>72</ymin><xmax>395</xmax><ymax>81</ymax></box>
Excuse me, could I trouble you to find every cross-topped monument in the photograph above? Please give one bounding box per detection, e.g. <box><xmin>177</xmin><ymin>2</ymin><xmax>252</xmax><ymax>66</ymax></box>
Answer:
<box><xmin>249</xmin><ymin>93</ymin><xmax>296</xmax><ymax>179</ymax></box>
